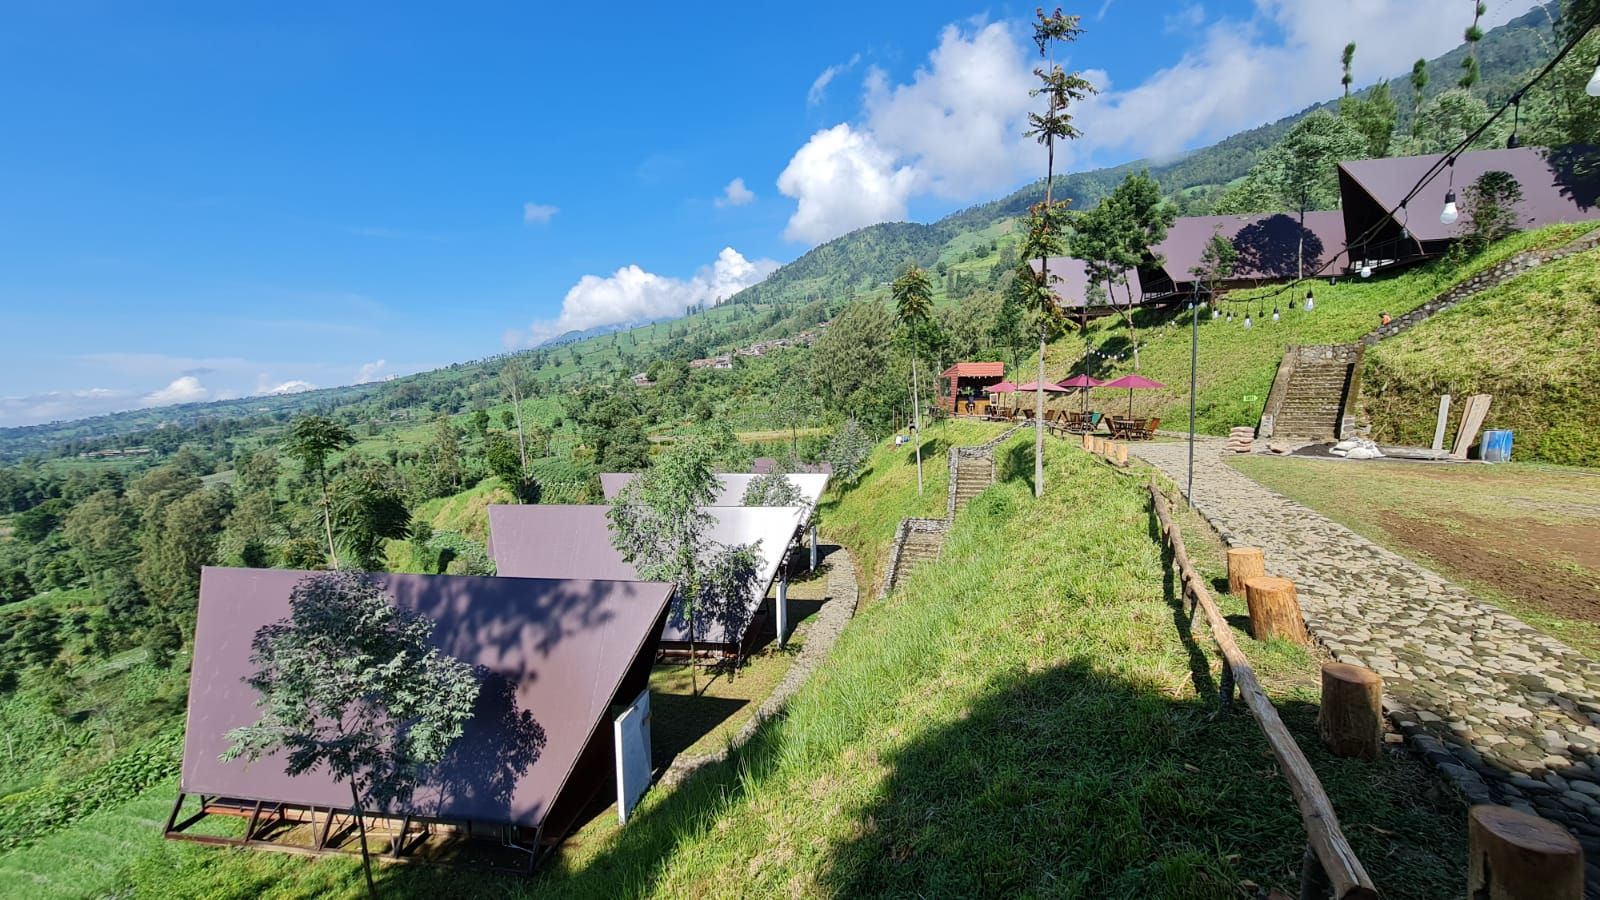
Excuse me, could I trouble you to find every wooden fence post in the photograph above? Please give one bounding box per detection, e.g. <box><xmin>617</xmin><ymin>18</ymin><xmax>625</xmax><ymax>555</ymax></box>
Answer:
<box><xmin>1244</xmin><ymin>576</ymin><xmax>1310</xmax><ymax>645</ymax></box>
<box><xmin>1468</xmin><ymin>805</ymin><xmax>1583</xmax><ymax>900</ymax></box>
<box><xmin>1227</xmin><ymin>547</ymin><xmax>1265</xmax><ymax>595</ymax></box>
<box><xmin>1319</xmin><ymin>663</ymin><xmax>1382</xmax><ymax>760</ymax></box>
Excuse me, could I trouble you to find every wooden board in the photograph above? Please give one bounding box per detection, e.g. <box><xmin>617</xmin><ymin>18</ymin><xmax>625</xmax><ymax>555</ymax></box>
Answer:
<box><xmin>1451</xmin><ymin>394</ymin><xmax>1492</xmax><ymax>460</ymax></box>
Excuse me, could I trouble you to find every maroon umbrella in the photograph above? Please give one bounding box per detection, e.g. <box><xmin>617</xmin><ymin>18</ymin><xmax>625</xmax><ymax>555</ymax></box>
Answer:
<box><xmin>1014</xmin><ymin>380</ymin><xmax>1071</xmax><ymax>392</ymax></box>
<box><xmin>987</xmin><ymin>381</ymin><xmax>1017</xmax><ymax>394</ymax></box>
<box><xmin>1100</xmin><ymin>373</ymin><xmax>1167</xmax><ymax>417</ymax></box>
<box><xmin>1056</xmin><ymin>374</ymin><xmax>1105</xmax><ymax>413</ymax></box>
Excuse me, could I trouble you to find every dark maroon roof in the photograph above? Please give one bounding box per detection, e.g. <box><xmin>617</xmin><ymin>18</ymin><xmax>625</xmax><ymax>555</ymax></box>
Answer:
<box><xmin>181</xmin><ymin>567</ymin><xmax>672</xmax><ymax>831</ymax></box>
<box><xmin>486</xmin><ymin>504</ymin><xmax>802</xmax><ymax>647</ymax></box>
<box><xmin>1027</xmin><ymin>256</ymin><xmax>1138</xmax><ymax>309</ymax></box>
<box><xmin>1339</xmin><ymin>147</ymin><xmax>1600</xmax><ymax>244</ymax></box>
<box><xmin>1151</xmin><ymin>210</ymin><xmax>1349</xmax><ymax>284</ymax></box>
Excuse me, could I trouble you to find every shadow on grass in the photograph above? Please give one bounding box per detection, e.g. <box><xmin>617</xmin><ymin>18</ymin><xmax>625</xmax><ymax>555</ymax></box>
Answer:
<box><xmin>903</xmin><ymin>436</ymin><xmax>947</xmax><ymax>467</ymax></box>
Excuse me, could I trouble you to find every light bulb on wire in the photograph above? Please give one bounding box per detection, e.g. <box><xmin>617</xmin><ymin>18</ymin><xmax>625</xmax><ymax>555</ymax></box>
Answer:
<box><xmin>1360</xmin><ymin>263</ymin><xmax>1373</xmax><ymax>278</ymax></box>
<box><xmin>1440</xmin><ymin>189</ymin><xmax>1460</xmax><ymax>225</ymax></box>
<box><xmin>1243</xmin><ymin>312</ymin><xmax>1252</xmax><ymax>329</ymax></box>
<box><xmin>1304</xmin><ymin>289</ymin><xmax>1315</xmax><ymax>312</ymax></box>
<box><xmin>1272</xmin><ymin>306</ymin><xmax>1280</xmax><ymax>322</ymax></box>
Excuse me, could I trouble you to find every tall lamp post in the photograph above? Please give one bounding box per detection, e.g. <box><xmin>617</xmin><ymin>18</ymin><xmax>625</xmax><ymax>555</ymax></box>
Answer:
<box><xmin>1188</xmin><ymin>283</ymin><xmax>1200</xmax><ymax>507</ymax></box>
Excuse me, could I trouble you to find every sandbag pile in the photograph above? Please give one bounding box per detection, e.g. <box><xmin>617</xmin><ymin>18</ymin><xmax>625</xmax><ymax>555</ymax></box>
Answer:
<box><xmin>1330</xmin><ymin>438</ymin><xmax>1385</xmax><ymax>460</ymax></box>
<box><xmin>1224</xmin><ymin>427</ymin><xmax>1254</xmax><ymax>453</ymax></box>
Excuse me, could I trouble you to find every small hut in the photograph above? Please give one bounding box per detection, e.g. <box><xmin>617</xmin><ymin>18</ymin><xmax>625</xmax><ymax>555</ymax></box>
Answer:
<box><xmin>940</xmin><ymin>362</ymin><xmax>1006</xmax><ymax>415</ymax></box>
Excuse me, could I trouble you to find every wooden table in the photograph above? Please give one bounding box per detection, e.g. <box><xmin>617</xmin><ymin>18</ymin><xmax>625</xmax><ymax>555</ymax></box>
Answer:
<box><xmin>1109</xmin><ymin>417</ymin><xmax>1142</xmax><ymax>440</ymax></box>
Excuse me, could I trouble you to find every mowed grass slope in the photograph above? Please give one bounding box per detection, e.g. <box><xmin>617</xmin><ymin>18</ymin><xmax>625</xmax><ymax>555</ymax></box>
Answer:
<box><xmin>1363</xmin><ymin>246</ymin><xmax>1600</xmax><ymax>466</ymax></box>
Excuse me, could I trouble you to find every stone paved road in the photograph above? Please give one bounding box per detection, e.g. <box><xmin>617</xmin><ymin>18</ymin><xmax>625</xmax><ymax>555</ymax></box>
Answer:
<box><xmin>1133</xmin><ymin>439</ymin><xmax>1600</xmax><ymax>890</ymax></box>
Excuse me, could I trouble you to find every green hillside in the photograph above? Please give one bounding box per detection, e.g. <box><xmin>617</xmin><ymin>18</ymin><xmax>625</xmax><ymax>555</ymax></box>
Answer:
<box><xmin>1363</xmin><ymin>245</ymin><xmax>1600</xmax><ymax>466</ymax></box>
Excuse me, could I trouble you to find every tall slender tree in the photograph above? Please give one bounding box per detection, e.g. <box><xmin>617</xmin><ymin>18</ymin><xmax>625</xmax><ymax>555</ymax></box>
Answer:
<box><xmin>1341</xmin><ymin>42</ymin><xmax>1356</xmax><ymax>97</ymax></box>
<box><xmin>891</xmin><ymin>264</ymin><xmax>934</xmax><ymax>496</ymax></box>
<box><xmin>1255</xmin><ymin>111</ymin><xmax>1366</xmax><ymax>278</ymax></box>
<box><xmin>1410</xmin><ymin>58</ymin><xmax>1429</xmax><ymax>137</ymax></box>
<box><xmin>285</xmin><ymin>415</ymin><xmax>354</xmax><ymax>568</ymax></box>
<box><xmin>1020</xmin><ymin>7</ymin><xmax>1094</xmax><ymax>499</ymax></box>
<box><xmin>1460</xmin><ymin>1</ymin><xmax>1486</xmax><ymax>89</ymax></box>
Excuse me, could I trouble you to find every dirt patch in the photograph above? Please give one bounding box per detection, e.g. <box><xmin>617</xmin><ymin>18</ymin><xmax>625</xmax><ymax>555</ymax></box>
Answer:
<box><xmin>1389</xmin><ymin>508</ymin><xmax>1600</xmax><ymax>623</ymax></box>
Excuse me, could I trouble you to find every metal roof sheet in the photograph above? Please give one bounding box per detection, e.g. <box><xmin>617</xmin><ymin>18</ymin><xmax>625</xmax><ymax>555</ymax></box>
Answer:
<box><xmin>486</xmin><ymin>504</ymin><xmax>803</xmax><ymax>646</ymax></box>
<box><xmin>180</xmin><ymin>567</ymin><xmax>673</xmax><ymax>830</ymax></box>
<box><xmin>599</xmin><ymin>472</ymin><xmax>830</xmax><ymax>509</ymax></box>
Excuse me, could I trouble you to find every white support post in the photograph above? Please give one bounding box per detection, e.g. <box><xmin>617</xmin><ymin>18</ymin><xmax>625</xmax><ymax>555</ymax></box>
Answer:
<box><xmin>776</xmin><ymin>567</ymin><xmax>790</xmax><ymax>649</ymax></box>
<box><xmin>1432</xmin><ymin>394</ymin><xmax>1451</xmax><ymax>452</ymax></box>
<box><xmin>809</xmin><ymin>523</ymin><xmax>818</xmax><ymax>571</ymax></box>
<box><xmin>613</xmin><ymin>689</ymin><xmax>651</xmax><ymax>824</ymax></box>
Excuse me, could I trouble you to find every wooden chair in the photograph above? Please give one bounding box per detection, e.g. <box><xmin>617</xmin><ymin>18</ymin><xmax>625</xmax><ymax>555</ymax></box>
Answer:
<box><xmin>1138</xmin><ymin>417</ymin><xmax>1161</xmax><ymax>440</ymax></box>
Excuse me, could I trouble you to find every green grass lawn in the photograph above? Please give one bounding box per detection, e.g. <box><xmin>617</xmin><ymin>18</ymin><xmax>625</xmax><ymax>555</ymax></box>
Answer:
<box><xmin>1229</xmin><ymin>454</ymin><xmax>1600</xmax><ymax>658</ymax></box>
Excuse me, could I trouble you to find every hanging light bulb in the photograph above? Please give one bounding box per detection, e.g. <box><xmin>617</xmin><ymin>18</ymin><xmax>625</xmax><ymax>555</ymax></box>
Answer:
<box><xmin>1272</xmin><ymin>305</ymin><xmax>1280</xmax><ymax>322</ymax></box>
<box><xmin>1440</xmin><ymin>189</ymin><xmax>1460</xmax><ymax>225</ymax></box>
<box><xmin>1211</xmin><ymin>306</ymin><xmax>1220</xmax><ymax>320</ymax></box>
<box><xmin>1243</xmin><ymin>312</ymin><xmax>1252</xmax><ymax>328</ymax></box>
<box><xmin>1586</xmin><ymin>54</ymin><xmax>1600</xmax><ymax>97</ymax></box>
<box><xmin>1360</xmin><ymin>263</ymin><xmax>1373</xmax><ymax>278</ymax></box>
<box><xmin>1227</xmin><ymin>312</ymin><xmax>1234</xmax><ymax>323</ymax></box>
<box><xmin>1304</xmin><ymin>289</ymin><xmax>1315</xmax><ymax>312</ymax></box>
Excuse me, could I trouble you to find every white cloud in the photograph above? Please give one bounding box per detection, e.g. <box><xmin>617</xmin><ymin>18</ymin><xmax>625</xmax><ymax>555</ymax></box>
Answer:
<box><xmin>807</xmin><ymin>53</ymin><xmax>861</xmax><ymax>106</ymax></box>
<box><xmin>143</xmin><ymin>375</ymin><xmax>210</xmax><ymax>406</ymax></box>
<box><xmin>507</xmin><ymin>247</ymin><xmax>780</xmax><ymax>347</ymax></box>
<box><xmin>775</xmin><ymin>2</ymin><xmax>1541</xmax><ymax>245</ymax></box>
<box><xmin>715</xmin><ymin>177</ymin><xmax>756</xmax><ymax>208</ymax></box>
<box><xmin>0</xmin><ymin>388</ymin><xmax>135</xmax><ymax>426</ymax></box>
<box><xmin>1073</xmin><ymin>0</ymin><xmax>1541</xmax><ymax>161</ymax></box>
<box><xmin>522</xmin><ymin>202</ymin><xmax>559</xmax><ymax>225</ymax></box>
<box><xmin>777</xmin><ymin>124</ymin><xmax>918</xmax><ymax>243</ymax></box>
<box><xmin>356</xmin><ymin>359</ymin><xmax>389</xmax><ymax>383</ymax></box>
<box><xmin>265</xmin><ymin>380</ymin><xmax>315</xmax><ymax>395</ymax></box>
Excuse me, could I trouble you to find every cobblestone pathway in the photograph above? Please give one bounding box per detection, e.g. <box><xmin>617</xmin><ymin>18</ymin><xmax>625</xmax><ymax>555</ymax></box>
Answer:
<box><xmin>1133</xmin><ymin>439</ymin><xmax>1600</xmax><ymax>889</ymax></box>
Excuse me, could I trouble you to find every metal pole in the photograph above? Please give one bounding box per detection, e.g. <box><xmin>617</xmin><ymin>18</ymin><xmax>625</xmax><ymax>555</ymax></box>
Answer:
<box><xmin>1188</xmin><ymin>286</ymin><xmax>1199</xmax><ymax>508</ymax></box>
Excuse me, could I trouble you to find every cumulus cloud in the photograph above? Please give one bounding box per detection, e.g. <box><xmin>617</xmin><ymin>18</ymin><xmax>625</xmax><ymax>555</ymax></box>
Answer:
<box><xmin>715</xmin><ymin>177</ymin><xmax>756</xmax><ymax>208</ymax></box>
<box><xmin>143</xmin><ymin>375</ymin><xmax>210</xmax><ymax>406</ymax></box>
<box><xmin>355</xmin><ymin>359</ymin><xmax>389</xmax><ymax>383</ymax></box>
<box><xmin>776</xmin><ymin>2</ymin><xmax>1540</xmax><ymax>245</ymax></box>
<box><xmin>265</xmin><ymin>380</ymin><xmax>315</xmax><ymax>395</ymax></box>
<box><xmin>506</xmin><ymin>247</ymin><xmax>780</xmax><ymax>347</ymax></box>
<box><xmin>778</xmin><ymin>124</ymin><xmax>918</xmax><ymax>243</ymax></box>
<box><xmin>522</xmin><ymin>202</ymin><xmax>559</xmax><ymax>225</ymax></box>
<box><xmin>0</xmin><ymin>388</ymin><xmax>135</xmax><ymax>426</ymax></box>
<box><xmin>808</xmin><ymin>53</ymin><xmax>861</xmax><ymax>106</ymax></box>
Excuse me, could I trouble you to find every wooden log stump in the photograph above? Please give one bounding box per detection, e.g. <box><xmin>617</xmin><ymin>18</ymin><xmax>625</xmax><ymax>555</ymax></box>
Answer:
<box><xmin>1081</xmin><ymin>433</ymin><xmax>1092</xmax><ymax>450</ymax></box>
<box><xmin>1243</xmin><ymin>576</ymin><xmax>1310</xmax><ymax>645</ymax></box>
<box><xmin>1226</xmin><ymin>547</ymin><xmax>1265</xmax><ymax>595</ymax></box>
<box><xmin>1468</xmin><ymin>805</ymin><xmax>1583</xmax><ymax>900</ymax></box>
<box><xmin>1318</xmin><ymin>663</ymin><xmax>1383</xmax><ymax>760</ymax></box>
<box><xmin>1115</xmin><ymin>444</ymin><xmax>1128</xmax><ymax>466</ymax></box>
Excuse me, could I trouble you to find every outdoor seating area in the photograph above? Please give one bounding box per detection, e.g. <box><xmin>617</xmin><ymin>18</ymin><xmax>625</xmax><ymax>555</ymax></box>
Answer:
<box><xmin>973</xmin><ymin>370</ymin><xmax>1166</xmax><ymax>440</ymax></box>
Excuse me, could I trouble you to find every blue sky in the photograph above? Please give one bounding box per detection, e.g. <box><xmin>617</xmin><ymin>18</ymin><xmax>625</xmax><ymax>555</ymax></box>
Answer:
<box><xmin>0</xmin><ymin>1</ymin><xmax>1541</xmax><ymax>426</ymax></box>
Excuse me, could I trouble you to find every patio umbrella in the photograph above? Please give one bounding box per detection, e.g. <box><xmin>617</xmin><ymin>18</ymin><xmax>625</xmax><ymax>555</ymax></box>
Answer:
<box><xmin>1100</xmin><ymin>373</ymin><xmax>1166</xmax><ymax>418</ymax></box>
<box><xmin>1013</xmin><ymin>380</ymin><xmax>1070</xmax><ymax>392</ymax></box>
<box><xmin>986</xmin><ymin>381</ymin><xmax>1017</xmax><ymax>413</ymax></box>
<box><xmin>1056</xmin><ymin>374</ymin><xmax>1104</xmax><ymax>412</ymax></box>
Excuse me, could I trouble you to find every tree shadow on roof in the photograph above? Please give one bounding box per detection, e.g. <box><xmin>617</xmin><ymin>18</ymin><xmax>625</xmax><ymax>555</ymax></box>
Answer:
<box><xmin>1541</xmin><ymin>145</ymin><xmax>1600</xmax><ymax>211</ymax></box>
<box><xmin>1233</xmin><ymin>214</ymin><xmax>1324</xmax><ymax>280</ymax></box>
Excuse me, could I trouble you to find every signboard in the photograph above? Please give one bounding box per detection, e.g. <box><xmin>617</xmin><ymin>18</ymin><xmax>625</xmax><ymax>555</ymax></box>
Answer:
<box><xmin>613</xmin><ymin>689</ymin><xmax>652</xmax><ymax>824</ymax></box>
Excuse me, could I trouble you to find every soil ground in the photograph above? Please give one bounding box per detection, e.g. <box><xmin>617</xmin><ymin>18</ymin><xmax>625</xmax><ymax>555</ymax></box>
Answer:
<box><xmin>1228</xmin><ymin>455</ymin><xmax>1600</xmax><ymax>657</ymax></box>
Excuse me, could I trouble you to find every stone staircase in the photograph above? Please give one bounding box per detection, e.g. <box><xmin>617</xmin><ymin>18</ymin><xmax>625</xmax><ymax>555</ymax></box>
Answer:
<box><xmin>879</xmin><ymin>425</ymin><xmax>1020</xmax><ymax>599</ymax></box>
<box><xmin>1265</xmin><ymin>349</ymin><xmax>1358</xmax><ymax>442</ymax></box>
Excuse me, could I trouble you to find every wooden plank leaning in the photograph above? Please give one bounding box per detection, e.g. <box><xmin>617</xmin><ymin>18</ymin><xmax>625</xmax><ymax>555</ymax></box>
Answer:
<box><xmin>1149</xmin><ymin>483</ymin><xmax>1378</xmax><ymax>900</ymax></box>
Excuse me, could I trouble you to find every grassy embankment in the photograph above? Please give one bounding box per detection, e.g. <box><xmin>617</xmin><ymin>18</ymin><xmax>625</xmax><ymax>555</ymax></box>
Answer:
<box><xmin>1013</xmin><ymin>223</ymin><xmax>1598</xmax><ymax>438</ymax></box>
<box><xmin>88</xmin><ymin>429</ymin><xmax>1468</xmax><ymax>898</ymax></box>
<box><xmin>1362</xmin><ymin>245</ymin><xmax>1600</xmax><ymax>467</ymax></box>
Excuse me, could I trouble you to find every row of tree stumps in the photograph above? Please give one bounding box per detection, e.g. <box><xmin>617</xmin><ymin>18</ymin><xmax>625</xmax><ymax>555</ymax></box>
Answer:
<box><xmin>1224</xmin><ymin>545</ymin><xmax>1585</xmax><ymax>899</ymax></box>
<box><xmin>1079</xmin><ymin>433</ymin><xmax>1129</xmax><ymax>467</ymax></box>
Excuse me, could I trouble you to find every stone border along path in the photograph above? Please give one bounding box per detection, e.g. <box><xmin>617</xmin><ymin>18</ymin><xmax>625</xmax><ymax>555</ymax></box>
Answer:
<box><xmin>658</xmin><ymin>544</ymin><xmax>857</xmax><ymax>789</ymax></box>
<box><xmin>1131</xmin><ymin>439</ymin><xmax>1600</xmax><ymax>893</ymax></box>
<box><xmin>879</xmin><ymin>423</ymin><xmax>1022</xmax><ymax>600</ymax></box>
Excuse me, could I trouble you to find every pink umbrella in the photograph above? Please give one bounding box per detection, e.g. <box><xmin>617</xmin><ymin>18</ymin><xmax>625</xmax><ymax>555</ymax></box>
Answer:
<box><xmin>1056</xmin><ymin>374</ymin><xmax>1105</xmax><ymax>412</ymax></box>
<box><xmin>1014</xmin><ymin>380</ymin><xmax>1071</xmax><ymax>392</ymax></box>
<box><xmin>987</xmin><ymin>381</ymin><xmax>1017</xmax><ymax>394</ymax></box>
<box><xmin>1100</xmin><ymin>373</ymin><xmax>1167</xmax><ymax>417</ymax></box>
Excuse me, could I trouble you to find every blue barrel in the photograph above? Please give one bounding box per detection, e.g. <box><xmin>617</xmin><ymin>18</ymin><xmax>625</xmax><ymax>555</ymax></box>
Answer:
<box><xmin>1481</xmin><ymin>429</ymin><xmax>1514</xmax><ymax>463</ymax></box>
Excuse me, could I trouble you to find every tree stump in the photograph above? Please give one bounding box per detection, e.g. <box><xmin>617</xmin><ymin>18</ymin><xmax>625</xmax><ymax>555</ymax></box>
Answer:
<box><xmin>1081</xmin><ymin>433</ymin><xmax>1092</xmax><ymax>451</ymax></box>
<box><xmin>1226</xmin><ymin>547</ymin><xmax>1265</xmax><ymax>595</ymax></box>
<box><xmin>1468</xmin><ymin>805</ymin><xmax>1583</xmax><ymax>900</ymax></box>
<box><xmin>1243</xmin><ymin>576</ymin><xmax>1310</xmax><ymax>645</ymax></box>
<box><xmin>1115</xmin><ymin>444</ymin><xmax>1128</xmax><ymax>467</ymax></box>
<box><xmin>1318</xmin><ymin>663</ymin><xmax>1383</xmax><ymax>760</ymax></box>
